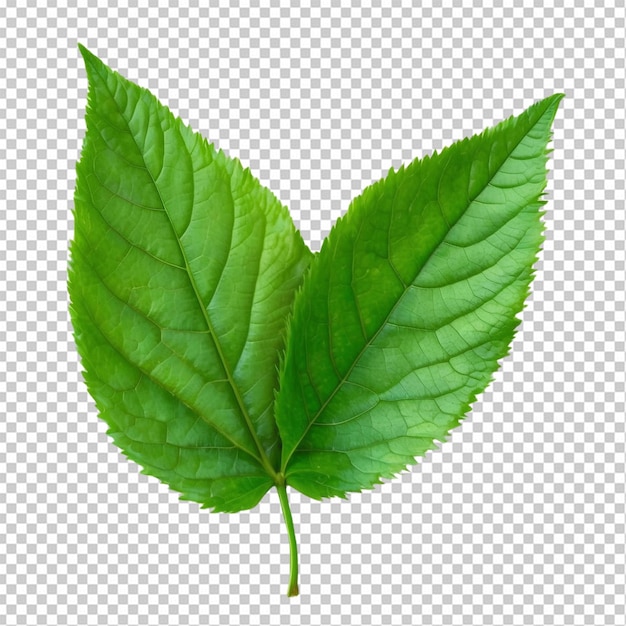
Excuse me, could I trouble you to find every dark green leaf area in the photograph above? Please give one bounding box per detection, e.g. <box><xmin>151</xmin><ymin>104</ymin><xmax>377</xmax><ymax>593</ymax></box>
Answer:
<box><xmin>70</xmin><ymin>46</ymin><xmax>312</xmax><ymax>512</ymax></box>
<box><xmin>276</xmin><ymin>95</ymin><xmax>563</xmax><ymax>500</ymax></box>
<box><xmin>72</xmin><ymin>301</ymin><xmax>274</xmax><ymax>511</ymax></box>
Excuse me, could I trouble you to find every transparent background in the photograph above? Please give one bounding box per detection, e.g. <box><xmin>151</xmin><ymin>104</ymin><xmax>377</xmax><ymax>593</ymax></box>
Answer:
<box><xmin>1</xmin><ymin>1</ymin><xmax>624</xmax><ymax>624</ymax></box>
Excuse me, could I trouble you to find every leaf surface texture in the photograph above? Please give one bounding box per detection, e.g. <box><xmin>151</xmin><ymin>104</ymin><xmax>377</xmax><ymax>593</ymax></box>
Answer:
<box><xmin>70</xmin><ymin>47</ymin><xmax>563</xmax><ymax>595</ymax></box>
<box><xmin>275</xmin><ymin>94</ymin><xmax>563</xmax><ymax>499</ymax></box>
<box><xmin>69</xmin><ymin>46</ymin><xmax>312</xmax><ymax>512</ymax></box>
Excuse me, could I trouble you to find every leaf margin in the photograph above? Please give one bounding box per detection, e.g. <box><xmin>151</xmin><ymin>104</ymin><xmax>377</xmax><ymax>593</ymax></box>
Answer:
<box><xmin>69</xmin><ymin>44</ymin><xmax>313</xmax><ymax>512</ymax></box>
<box><xmin>275</xmin><ymin>93</ymin><xmax>564</xmax><ymax>500</ymax></box>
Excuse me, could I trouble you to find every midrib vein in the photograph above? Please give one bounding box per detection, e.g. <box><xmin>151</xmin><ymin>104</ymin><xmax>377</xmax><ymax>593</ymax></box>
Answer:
<box><xmin>281</xmin><ymin>103</ymin><xmax>551</xmax><ymax>473</ymax></box>
<box><xmin>102</xmin><ymin>87</ymin><xmax>278</xmax><ymax>481</ymax></box>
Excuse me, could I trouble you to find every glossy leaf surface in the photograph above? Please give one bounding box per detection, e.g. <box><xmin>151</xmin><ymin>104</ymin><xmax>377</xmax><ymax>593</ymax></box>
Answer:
<box><xmin>276</xmin><ymin>94</ymin><xmax>563</xmax><ymax>499</ymax></box>
<box><xmin>70</xmin><ymin>47</ymin><xmax>562</xmax><ymax>595</ymax></box>
<box><xmin>69</xmin><ymin>46</ymin><xmax>312</xmax><ymax>513</ymax></box>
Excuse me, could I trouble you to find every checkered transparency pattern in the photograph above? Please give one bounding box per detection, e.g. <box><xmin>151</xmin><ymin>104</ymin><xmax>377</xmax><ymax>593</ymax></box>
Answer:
<box><xmin>1</xmin><ymin>1</ymin><xmax>624</xmax><ymax>624</ymax></box>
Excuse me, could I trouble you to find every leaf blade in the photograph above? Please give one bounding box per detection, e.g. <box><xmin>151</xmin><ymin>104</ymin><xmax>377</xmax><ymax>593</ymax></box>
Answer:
<box><xmin>276</xmin><ymin>94</ymin><xmax>563</xmax><ymax>499</ymax></box>
<box><xmin>69</xmin><ymin>46</ymin><xmax>313</xmax><ymax>511</ymax></box>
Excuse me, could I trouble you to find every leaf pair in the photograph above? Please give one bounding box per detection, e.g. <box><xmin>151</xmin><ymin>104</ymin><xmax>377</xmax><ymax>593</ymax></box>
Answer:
<box><xmin>69</xmin><ymin>45</ymin><xmax>562</xmax><ymax>597</ymax></box>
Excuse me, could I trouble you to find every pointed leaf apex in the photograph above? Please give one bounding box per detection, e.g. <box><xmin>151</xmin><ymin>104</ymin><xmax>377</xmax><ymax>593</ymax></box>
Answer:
<box><xmin>78</xmin><ymin>44</ymin><xmax>100</xmax><ymax>69</ymax></box>
<box><xmin>529</xmin><ymin>93</ymin><xmax>565</xmax><ymax>125</ymax></box>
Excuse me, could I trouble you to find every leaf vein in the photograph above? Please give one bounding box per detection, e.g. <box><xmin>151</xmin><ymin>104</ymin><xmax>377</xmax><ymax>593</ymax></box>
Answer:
<box><xmin>98</xmin><ymin>80</ymin><xmax>278</xmax><ymax>481</ymax></box>
<box><xmin>92</xmin><ymin>202</ymin><xmax>187</xmax><ymax>272</ymax></box>
<box><xmin>78</xmin><ymin>292</ymin><xmax>265</xmax><ymax>468</ymax></box>
<box><xmin>281</xmin><ymin>109</ymin><xmax>547</xmax><ymax>472</ymax></box>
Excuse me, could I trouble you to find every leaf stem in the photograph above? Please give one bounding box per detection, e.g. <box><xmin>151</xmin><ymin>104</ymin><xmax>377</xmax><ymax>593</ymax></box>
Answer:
<box><xmin>276</xmin><ymin>480</ymin><xmax>299</xmax><ymax>597</ymax></box>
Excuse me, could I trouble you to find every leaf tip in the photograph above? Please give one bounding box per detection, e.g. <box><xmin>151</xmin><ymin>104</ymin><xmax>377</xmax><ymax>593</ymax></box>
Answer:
<box><xmin>77</xmin><ymin>44</ymin><xmax>112</xmax><ymax>92</ymax></box>
<box><xmin>77</xmin><ymin>43</ymin><xmax>99</xmax><ymax>69</ymax></box>
<box><xmin>534</xmin><ymin>93</ymin><xmax>565</xmax><ymax>126</ymax></box>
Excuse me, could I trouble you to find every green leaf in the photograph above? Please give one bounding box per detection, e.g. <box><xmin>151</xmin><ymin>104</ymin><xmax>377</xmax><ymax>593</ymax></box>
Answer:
<box><xmin>69</xmin><ymin>45</ymin><xmax>312</xmax><ymax>513</ymax></box>
<box><xmin>70</xmin><ymin>46</ymin><xmax>562</xmax><ymax>596</ymax></box>
<box><xmin>275</xmin><ymin>94</ymin><xmax>563</xmax><ymax>500</ymax></box>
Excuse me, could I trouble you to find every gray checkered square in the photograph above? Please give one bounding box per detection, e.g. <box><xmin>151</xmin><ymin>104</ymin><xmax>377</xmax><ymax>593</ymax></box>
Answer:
<box><xmin>1</xmin><ymin>0</ymin><xmax>624</xmax><ymax>624</ymax></box>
